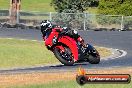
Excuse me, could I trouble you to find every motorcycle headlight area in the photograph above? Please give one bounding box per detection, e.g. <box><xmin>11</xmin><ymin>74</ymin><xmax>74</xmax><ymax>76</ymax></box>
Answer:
<box><xmin>52</xmin><ymin>36</ymin><xmax>57</xmax><ymax>44</ymax></box>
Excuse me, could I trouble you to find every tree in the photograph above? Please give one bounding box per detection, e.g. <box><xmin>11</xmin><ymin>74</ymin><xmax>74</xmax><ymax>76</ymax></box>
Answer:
<box><xmin>50</xmin><ymin>0</ymin><xmax>99</xmax><ymax>30</ymax></box>
<box><xmin>51</xmin><ymin>0</ymin><xmax>96</xmax><ymax>13</ymax></box>
<box><xmin>98</xmin><ymin>0</ymin><xmax>132</xmax><ymax>16</ymax></box>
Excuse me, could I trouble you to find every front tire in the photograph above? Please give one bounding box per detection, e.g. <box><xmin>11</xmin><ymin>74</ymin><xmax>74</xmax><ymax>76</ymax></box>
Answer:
<box><xmin>53</xmin><ymin>46</ymin><xmax>74</xmax><ymax>66</ymax></box>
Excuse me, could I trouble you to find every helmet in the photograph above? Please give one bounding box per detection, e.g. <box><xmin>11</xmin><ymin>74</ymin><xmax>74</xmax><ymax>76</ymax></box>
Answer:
<box><xmin>41</xmin><ymin>20</ymin><xmax>52</xmax><ymax>28</ymax></box>
<box><xmin>41</xmin><ymin>20</ymin><xmax>52</xmax><ymax>35</ymax></box>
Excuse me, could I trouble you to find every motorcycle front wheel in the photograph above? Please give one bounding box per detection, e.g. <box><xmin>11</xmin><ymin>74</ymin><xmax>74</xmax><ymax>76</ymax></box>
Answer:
<box><xmin>53</xmin><ymin>45</ymin><xmax>74</xmax><ymax>66</ymax></box>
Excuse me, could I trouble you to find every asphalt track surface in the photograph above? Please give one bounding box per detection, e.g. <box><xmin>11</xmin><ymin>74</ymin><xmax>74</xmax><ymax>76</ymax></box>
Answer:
<box><xmin>0</xmin><ymin>28</ymin><xmax>132</xmax><ymax>73</ymax></box>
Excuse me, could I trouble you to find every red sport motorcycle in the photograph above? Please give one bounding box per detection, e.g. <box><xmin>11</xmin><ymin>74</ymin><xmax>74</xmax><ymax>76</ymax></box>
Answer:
<box><xmin>43</xmin><ymin>27</ymin><xmax>100</xmax><ymax>66</ymax></box>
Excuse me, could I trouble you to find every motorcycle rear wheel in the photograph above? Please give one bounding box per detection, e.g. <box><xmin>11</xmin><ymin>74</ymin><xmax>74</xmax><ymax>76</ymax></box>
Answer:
<box><xmin>87</xmin><ymin>48</ymin><xmax>100</xmax><ymax>64</ymax></box>
<box><xmin>88</xmin><ymin>54</ymin><xmax>100</xmax><ymax>64</ymax></box>
<box><xmin>53</xmin><ymin>46</ymin><xmax>74</xmax><ymax>66</ymax></box>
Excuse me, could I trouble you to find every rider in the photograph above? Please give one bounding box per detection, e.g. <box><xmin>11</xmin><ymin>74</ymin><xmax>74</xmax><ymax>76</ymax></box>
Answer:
<box><xmin>40</xmin><ymin>20</ymin><xmax>86</xmax><ymax>47</ymax></box>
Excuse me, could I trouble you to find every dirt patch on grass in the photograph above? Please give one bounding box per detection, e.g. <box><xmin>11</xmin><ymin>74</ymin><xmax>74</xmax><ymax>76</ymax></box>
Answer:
<box><xmin>0</xmin><ymin>72</ymin><xmax>75</xmax><ymax>88</ymax></box>
<box><xmin>0</xmin><ymin>67</ymin><xmax>132</xmax><ymax>87</ymax></box>
<box><xmin>95</xmin><ymin>46</ymin><xmax>112</xmax><ymax>58</ymax></box>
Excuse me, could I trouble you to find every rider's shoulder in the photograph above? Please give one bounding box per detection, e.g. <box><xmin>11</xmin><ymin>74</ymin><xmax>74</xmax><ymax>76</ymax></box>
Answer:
<box><xmin>51</xmin><ymin>26</ymin><xmax>62</xmax><ymax>31</ymax></box>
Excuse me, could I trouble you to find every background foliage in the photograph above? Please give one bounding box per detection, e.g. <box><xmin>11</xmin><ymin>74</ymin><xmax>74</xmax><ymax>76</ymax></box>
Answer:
<box><xmin>51</xmin><ymin>0</ymin><xmax>95</xmax><ymax>13</ymax></box>
<box><xmin>98</xmin><ymin>0</ymin><xmax>132</xmax><ymax>16</ymax></box>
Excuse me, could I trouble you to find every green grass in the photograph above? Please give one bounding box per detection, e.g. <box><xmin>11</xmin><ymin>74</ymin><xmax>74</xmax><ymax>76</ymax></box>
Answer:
<box><xmin>21</xmin><ymin>0</ymin><xmax>55</xmax><ymax>12</ymax></box>
<box><xmin>0</xmin><ymin>0</ymin><xmax>9</xmax><ymax>10</ymax></box>
<box><xmin>0</xmin><ymin>38</ymin><xmax>58</xmax><ymax>69</ymax></box>
<box><xmin>8</xmin><ymin>80</ymin><xmax>132</xmax><ymax>88</ymax></box>
<box><xmin>0</xmin><ymin>0</ymin><xmax>55</xmax><ymax>12</ymax></box>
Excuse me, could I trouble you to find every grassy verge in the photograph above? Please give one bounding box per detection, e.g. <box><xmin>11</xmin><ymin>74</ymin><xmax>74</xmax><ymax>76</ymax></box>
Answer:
<box><xmin>8</xmin><ymin>79</ymin><xmax>132</xmax><ymax>88</ymax></box>
<box><xmin>0</xmin><ymin>38</ymin><xmax>58</xmax><ymax>69</ymax></box>
<box><xmin>0</xmin><ymin>38</ymin><xmax>111</xmax><ymax>69</ymax></box>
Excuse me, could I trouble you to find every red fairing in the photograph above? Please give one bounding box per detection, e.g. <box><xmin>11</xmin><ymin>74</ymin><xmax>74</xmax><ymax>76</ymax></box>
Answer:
<box><xmin>44</xmin><ymin>27</ymin><xmax>78</xmax><ymax>62</ymax></box>
<box><xmin>58</xmin><ymin>36</ymin><xmax>79</xmax><ymax>61</ymax></box>
<box><xmin>45</xmin><ymin>31</ymin><xmax>56</xmax><ymax>46</ymax></box>
<box><xmin>44</xmin><ymin>28</ymin><xmax>61</xmax><ymax>46</ymax></box>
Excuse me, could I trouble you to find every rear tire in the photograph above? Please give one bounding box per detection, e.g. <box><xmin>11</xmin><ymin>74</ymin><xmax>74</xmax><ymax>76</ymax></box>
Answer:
<box><xmin>88</xmin><ymin>54</ymin><xmax>100</xmax><ymax>64</ymax></box>
<box><xmin>53</xmin><ymin>46</ymin><xmax>74</xmax><ymax>66</ymax></box>
<box><xmin>88</xmin><ymin>48</ymin><xmax>100</xmax><ymax>64</ymax></box>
